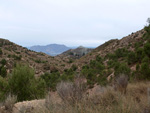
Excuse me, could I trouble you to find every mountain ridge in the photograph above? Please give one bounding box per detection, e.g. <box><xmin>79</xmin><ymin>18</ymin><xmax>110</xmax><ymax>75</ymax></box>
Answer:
<box><xmin>29</xmin><ymin>44</ymin><xmax>70</xmax><ymax>56</ymax></box>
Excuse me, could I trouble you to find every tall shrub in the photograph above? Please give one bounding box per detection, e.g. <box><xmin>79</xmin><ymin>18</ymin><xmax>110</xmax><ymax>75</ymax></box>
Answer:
<box><xmin>9</xmin><ymin>64</ymin><xmax>46</xmax><ymax>101</ymax></box>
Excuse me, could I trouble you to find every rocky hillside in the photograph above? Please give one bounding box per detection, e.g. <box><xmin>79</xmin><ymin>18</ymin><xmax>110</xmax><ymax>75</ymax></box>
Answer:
<box><xmin>29</xmin><ymin>44</ymin><xmax>70</xmax><ymax>56</ymax></box>
<box><xmin>0</xmin><ymin>25</ymin><xmax>149</xmax><ymax>87</ymax></box>
<box><xmin>62</xmin><ymin>25</ymin><xmax>150</xmax><ymax>87</ymax></box>
<box><xmin>57</xmin><ymin>46</ymin><xmax>93</xmax><ymax>63</ymax></box>
<box><xmin>74</xmin><ymin>29</ymin><xmax>145</xmax><ymax>68</ymax></box>
<box><xmin>0</xmin><ymin>39</ymin><xmax>69</xmax><ymax>76</ymax></box>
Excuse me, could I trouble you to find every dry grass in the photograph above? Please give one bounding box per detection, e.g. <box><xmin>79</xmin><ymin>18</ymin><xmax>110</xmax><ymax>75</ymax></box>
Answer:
<box><xmin>113</xmin><ymin>74</ymin><xmax>128</xmax><ymax>94</ymax></box>
<box><xmin>56</xmin><ymin>76</ymin><xmax>86</xmax><ymax>104</ymax></box>
<box><xmin>0</xmin><ymin>94</ymin><xmax>17</xmax><ymax>113</ymax></box>
<box><xmin>2</xmin><ymin>81</ymin><xmax>149</xmax><ymax>113</ymax></box>
<box><xmin>38</xmin><ymin>81</ymin><xmax>150</xmax><ymax>113</ymax></box>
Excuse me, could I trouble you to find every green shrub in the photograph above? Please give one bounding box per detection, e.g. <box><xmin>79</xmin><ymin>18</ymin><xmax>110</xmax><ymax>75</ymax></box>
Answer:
<box><xmin>144</xmin><ymin>25</ymin><xmax>150</xmax><ymax>33</ymax></box>
<box><xmin>0</xmin><ymin>66</ymin><xmax>7</xmax><ymax>78</ymax></box>
<box><xmin>144</xmin><ymin>42</ymin><xmax>150</xmax><ymax>57</ymax></box>
<box><xmin>135</xmin><ymin>48</ymin><xmax>145</xmax><ymax>62</ymax></box>
<box><xmin>69</xmin><ymin>52</ymin><xmax>74</xmax><ymax>55</ymax></box>
<box><xmin>61</xmin><ymin>73</ymin><xmax>74</xmax><ymax>82</ymax></box>
<box><xmin>114</xmin><ymin>63</ymin><xmax>131</xmax><ymax>76</ymax></box>
<box><xmin>143</xmin><ymin>33</ymin><xmax>150</xmax><ymax>40</ymax></box>
<box><xmin>68</xmin><ymin>59</ymin><xmax>73</xmax><ymax>63</ymax></box>
<box><xmin>90</xmin><ymin>60</ymin><xmax>96</xmax><ymax>68</ymax></box>
<box><xmin>0</xmin><ymin>48</ymin><xmax>2</xmax><ymax>55</ymax></box>
<box><xmin>127</xmin><ymin>52</ymin><xmax>136</xmax><ymax>65</ymax></box>
<box><xmin>1</xmin><ymin>59</ymin><xmax>6</xmax><ymax>65</ymax></box>
<box><xmin>115</xmin><ymin>48</ymin><xmax>128</xmax><ymax>58</ymax></box>
<box><xmin>35</xmin><ymin>59</ymin><xmax>42</xmax><ymax>63</ymax></box>
<box><xmin>136</xmin><ymin>63</ymin><xmax>140</xmax><ymax>71</ymax></box>
<box><xmin>81</xmin><ymin>59</ymin><xmax>106</xmax><ymax>87</ymax></box>
<box><xmin>134</xmin><ymin>42</ymin><xmax>143</xmax><ymax>49</ymax></box>
<box><xmin>61</xmin><ymin>69</ymin><xmax>75</xmax><ymax>81</ymax></box>
<box><xmin>142</xmin><ymin>56</ymin><xmax>149</xmax><ymax>63</ymax></box>
<box><xmin>97</xmin><ymin>74</ymin><xmax>107</xmax><ymax>86</ymax></box>
<box><xmin>107</xmin><ymin>60</ymin><xmax>116</xmax><ymax>68</ymax></box>
<box><xmin>12</xmin><ymin>55</ymin><xmax>22</xmax><ymax>60</ymax></box>
<box><xmin>106</xmin><ymin>53</ymin><xmax>116</xmax><ymax>60</ymax></box>
<box><xmin>9</xmin><ymin>64</ymin><xmax>46</xmax><ymax>101</ymax></box>
<box><xmin>41</xmin><ymin>72</ymin><xmax>60</xmax><ymax>91</ymax></box>
<box><xmin>96</xmin><ymin>55</ymin><xmax>103</xmax><ymax>63</ymax></box>
<box><xmin>71</xmin><ymin>64</ymin><xmax>77</xmax><ymax>71</ymax></box>
<box><xmin>140</xmin><ymin>62</ymin><xmax>150</xmax><ymax>80</ymax></box>
<box><xmin>0</xmin><ymin>76</ymin><xmax>9</xmax><ymax>101</ymax></box>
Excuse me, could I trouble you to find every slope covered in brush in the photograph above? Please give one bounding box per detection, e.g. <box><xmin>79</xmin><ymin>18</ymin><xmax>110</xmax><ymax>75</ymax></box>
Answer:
<box><xmin>40</xmin><ymin>25</ymin><xmax>150</xmax><ymax>90</ymax></box>
<box><xmin>73</xmin><ymin>25</ymin><xmax>150</xmax><ymax>87</ymax></box>
<box><xmin>0</xmin><ymin>39</ymin><xmax>68</xmax><ymax>76</ymax></box>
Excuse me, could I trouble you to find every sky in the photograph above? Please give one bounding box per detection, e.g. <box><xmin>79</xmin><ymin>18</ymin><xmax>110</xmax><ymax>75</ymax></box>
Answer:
<box><xmin>0</xmin><ymin>0</ymin><xmax>150</xmax><ymax>47</ymax></box>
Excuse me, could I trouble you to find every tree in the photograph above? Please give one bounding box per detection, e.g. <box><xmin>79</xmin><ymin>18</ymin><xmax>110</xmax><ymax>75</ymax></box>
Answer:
<box><xmin>147</xmin><ymin>18</ymin><xmax>150</xmax><ymax>25</ymax></box>
<box><xmin>9</xmin><ymin>64</ymin><xmax>46</xmax><ymax>101</ymax></box>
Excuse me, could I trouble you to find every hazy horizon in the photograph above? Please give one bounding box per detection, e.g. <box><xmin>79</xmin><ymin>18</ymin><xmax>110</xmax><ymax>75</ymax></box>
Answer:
<box><xmin>28</xmin><ymin>43</ymin><xmax>96</xmax><ymax>48</ymax></box>
<box><xmin>0</xmin><ymin>0</ymin><xmax>150</xmax><ymax>47</ymax></box>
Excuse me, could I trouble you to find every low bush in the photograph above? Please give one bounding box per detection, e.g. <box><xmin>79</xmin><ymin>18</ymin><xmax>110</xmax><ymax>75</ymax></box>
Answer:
<box><xmin>113</xmin><ymin>74</ymin><xmax>128</xmax><ymax>94</ymax></box>
<box><xmin>3</xmin><ymin>94</ymin><xmax>17</xmax><ymax>113</ymax></box>
<box><xmin>1</xmin><ymin>59</ymin><xmax>6</xmax><ymax>66</ymax></box>
<box><xmin>41</xmin><ymin>72</ymin><xmax>60</xmax><ymax>91</ymax></box>
<box><xmin>56</xmin><ymin>76</ymin><xmax>86</xmax><ymax>104</ymax></box>
<box><xmin>114</xmin><ymin>62</ymin><xmax>131</xmax><ymax>76</ymax></box>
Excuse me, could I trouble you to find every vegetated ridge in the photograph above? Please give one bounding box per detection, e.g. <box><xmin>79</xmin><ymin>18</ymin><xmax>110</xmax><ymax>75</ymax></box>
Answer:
<box><xmin>0</xmin><ymin>39</ymin><xmax>70</xmax><ymax>76</ymax></box>
<box><xmin>67</xmin><ymin>25</ymin><xmax>150</xmax><ymax>87</ymax></box>
<box><xmin>57</xmin><ymin>46</ymin><xmax>93</xmax><ymax>62</ymax></box>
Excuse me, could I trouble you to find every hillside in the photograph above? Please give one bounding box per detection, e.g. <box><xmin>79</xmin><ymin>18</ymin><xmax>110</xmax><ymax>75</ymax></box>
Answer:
<box><xmin>29</xmin><ymin>44</ymin><xmax>70</xmax><ymax>56</ymax></box>
<box><xmin>0</xmin><ymin>26</ymin><xmax>149</xmax><ymax>86</ymax></box>
<box><xmin>56</xmin><ymin>46</ymin><xmax>93</xmax><ymax>64</ymax></box>
<box><xmin>1</xmin><ymin>25</ymin><xmax>150</xmax><ymax>113</ymax></box>
<box><xmin>65</xmin><ymin>25</ymin><xmax>150</xmax><ymax>88</ymax></box>
<box><xmin>51</xmin><ymin>26</ymin><xmax>150</xmax><ymax>88</ymax></box>
<box><xmin>73</xmin><ymin>29</ymin><xmax>145</xmax><ymax>68</ymax></box>
<box><xmin>40</xmin><ymin>26</ymin><xmax>150</xmax><ymax>89</ymax></box>
<box><xmin>0</xmin><ymin>39</ymin><xmax>69</xmax><ymax>76</ymax></box>
<box><xmin>61</xmin><ymin>46</ymin><xmax>93</xmax><ymax>58</ymax></box>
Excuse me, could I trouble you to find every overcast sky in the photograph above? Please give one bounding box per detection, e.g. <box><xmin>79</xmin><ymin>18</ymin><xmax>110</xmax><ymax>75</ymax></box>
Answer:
<box><xmin>0</xmin><ymin>0</ymin><xmax>149</xmax><ymax>47</ymax></box>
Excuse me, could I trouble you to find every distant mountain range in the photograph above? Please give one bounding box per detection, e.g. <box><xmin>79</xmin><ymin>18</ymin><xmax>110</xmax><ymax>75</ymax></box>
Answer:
<box><xmin>29</xmin><ymin>44</ymin><xmax>95</xmax><ymax>56</ymax></box>
<box><xmin>29</xmin><ymin>44</ymin><xmax>71</xmax><ymax>56</ymax></box>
